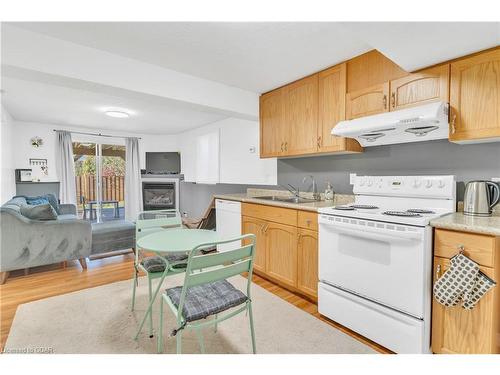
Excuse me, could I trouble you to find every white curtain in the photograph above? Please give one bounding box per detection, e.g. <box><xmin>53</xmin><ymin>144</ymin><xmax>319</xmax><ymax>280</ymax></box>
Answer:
<box><xmin>125</xmin><ymin>137</ymin><xmax>142</xmax><ymax>220</ymax></box>
<box><xmin>55</xmin><ymin>130</ymin><xmax>77</xmax><ymax>204</ymax></box>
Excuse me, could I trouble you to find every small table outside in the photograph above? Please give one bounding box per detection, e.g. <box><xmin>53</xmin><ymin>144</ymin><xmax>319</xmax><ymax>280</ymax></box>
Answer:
<box><xmin>84</xmin><ymin>200</ymin><xmax>119</xmax><ymax>220</ymax></box>
<box><xmin>134</xmin><ymin>228</ymin><xmax>220</xmax><ymax>339</ymax></box>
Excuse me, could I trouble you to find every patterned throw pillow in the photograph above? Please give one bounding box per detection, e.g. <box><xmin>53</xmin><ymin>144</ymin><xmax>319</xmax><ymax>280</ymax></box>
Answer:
<box><xmin>20</xmin><ymin>203</ymin><xmax>58</xmax><ymax>221</ymax></box>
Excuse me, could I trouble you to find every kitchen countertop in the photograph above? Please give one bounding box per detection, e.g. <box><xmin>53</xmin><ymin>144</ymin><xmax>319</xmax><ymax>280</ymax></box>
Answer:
<box><xmin>430</xmin><ymin>211</ymin><xmax>500</xmax><ymax>236</ymax></box>
<box><xmin>214</xmin><ymin>189</ymin><xmax>354</xmax><ymax>212</ymax></box>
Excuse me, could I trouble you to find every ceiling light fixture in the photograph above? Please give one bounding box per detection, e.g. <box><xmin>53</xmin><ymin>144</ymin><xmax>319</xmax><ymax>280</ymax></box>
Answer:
<box><xmin>105</xmin><ymin>110</ymin><xmax>130</xmax><ymax>118</ymax></box>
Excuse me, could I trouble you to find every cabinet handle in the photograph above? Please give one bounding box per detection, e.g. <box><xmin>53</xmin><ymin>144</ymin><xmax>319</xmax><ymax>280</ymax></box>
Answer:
<box><xmin>317</xmin><ymin>136</ymin><xmax>322</xmax><ymax>148</ymax></box>
<box><xmin>391</xmin><ymin>92</ymin><xmax>396</xmax><ymax>109</ymax></box>
<box><xmin>306</xmin><ymin>219</ymin><xmax>312</xmax><ymax>226</ymax></box>
<box><xmin>456</xmin><ymin>244</ymin><xmax>465</xmax><ymax>253</ymax></box>
<box><xmin>450</xmin><ymin>113</ymin><xmax>457</xmax><ymax>134</ymax></box>
<box><xmin>261</xmin><ymin>223</ymin><xmax>269</xmax><ymax>233</ymax></box>
<box><xmin>285</xmin><ymin>142</ymin><xmax>288</xmax><ymax>151</ymax></box>
<box><xmin>280</xmin><ymin>142</ymin><xmax>284</xmax><ymax>152</ymax></box>
<box><xmin>383</xmin><ymin>95</ymin><xmax>387</xmax><ymax>109</ymax></box>
<box><xmin>436</xmin><ymin>264</ymin><xmax>441</xmax><ymax>279</ymax></box>
<box><xmin>297</xmin><ymin>233</ymin><xmax>302</xmax><ymax>244</ymax></box>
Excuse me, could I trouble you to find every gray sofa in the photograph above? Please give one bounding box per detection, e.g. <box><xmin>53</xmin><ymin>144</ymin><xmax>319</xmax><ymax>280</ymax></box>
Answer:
<box><xmin>0</xmin><ymin>197</ymin><xmax>92</xmax><ymax>284</ymax></box>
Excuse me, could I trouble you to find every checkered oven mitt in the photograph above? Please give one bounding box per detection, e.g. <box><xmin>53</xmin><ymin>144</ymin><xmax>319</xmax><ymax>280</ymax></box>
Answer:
<box><xmin>462</xmin><ymin>271</ymin><xmax>497</xmax><ymax>310</ymax></box>
<box><xmin>433</xmin><ymin>253</ymin><xmax>479</xmax><ymax>307</ymax></box>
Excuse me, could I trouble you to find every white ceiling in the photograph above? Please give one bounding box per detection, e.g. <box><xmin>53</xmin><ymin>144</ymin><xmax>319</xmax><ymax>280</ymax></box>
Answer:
<box><xmin>11</xmin><ymin>22</ymin><xmax>373</xmax><ymax>93</ymax></box>
<box><xmin>2</xmin><ymin>22</ymin><xmax>499</xmax><ymax>135</ymax></box>
<box><xmin>1</xmin><ymin>77</ymin><xmax>227</xmax><ymax>134</ymax></box>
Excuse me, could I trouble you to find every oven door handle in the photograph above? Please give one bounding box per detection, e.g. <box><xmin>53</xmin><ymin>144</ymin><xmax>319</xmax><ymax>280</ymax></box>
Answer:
<box><xmin>322</xmin><ymin>223</ymin><xmax>422</xmax><ymax>242</ymax></box>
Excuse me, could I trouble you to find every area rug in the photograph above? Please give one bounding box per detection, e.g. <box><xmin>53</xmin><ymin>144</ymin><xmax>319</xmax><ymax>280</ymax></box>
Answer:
<box><xmin>5</xmin><ymin>275</ymin><xmax>376</xmax><ymax>354</ymax></box>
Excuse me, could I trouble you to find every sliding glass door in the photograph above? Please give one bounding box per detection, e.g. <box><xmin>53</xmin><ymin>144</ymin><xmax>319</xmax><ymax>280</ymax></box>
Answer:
<box><xmin>73</xmin><ymin>142</ymin><xmax>126</xmax><ymax>222</ymax></box>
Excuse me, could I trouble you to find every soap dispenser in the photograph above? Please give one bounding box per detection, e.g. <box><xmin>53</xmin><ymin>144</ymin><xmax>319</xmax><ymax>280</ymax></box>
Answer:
<box><xmin>324</xmin><ymin>181</ymin><xmax>335</xmax><ymax>201</ymax></box>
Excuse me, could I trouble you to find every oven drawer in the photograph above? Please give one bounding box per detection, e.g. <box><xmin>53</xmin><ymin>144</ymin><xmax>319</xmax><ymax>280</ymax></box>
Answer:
<box><xmin>318</xmin><ymin>282</ymin><xmax>429</xmax><ymax>354</ymax></box>
<box><xmin>319</xmin><ymin>217</ymin><xmax>430</xmax><ymax>318</ymax></box>
<box><xmin>434</xmin><ymin>229</ymin><xmax>496</xmax><ymax>267</ymax></box>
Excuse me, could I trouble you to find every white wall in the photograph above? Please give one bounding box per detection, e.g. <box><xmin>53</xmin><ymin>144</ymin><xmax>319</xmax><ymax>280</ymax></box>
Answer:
<box><xmin>11</xmin><ymin>121</ymin><xmax>178</xmax><ymax>182</ymax></box>
<box><xmin>179</xmin><ymin>118</ymin><xmax>277</xmax><ymax>185</ymax></box>
<box><xmin>1</xmin><ymin>106</ymin><xmax>16</xmax><ymax>203</ymax></box>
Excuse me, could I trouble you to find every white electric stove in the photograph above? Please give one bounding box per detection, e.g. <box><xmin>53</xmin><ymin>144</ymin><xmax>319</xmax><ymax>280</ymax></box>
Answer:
<box><xmin>317</xmin><ymin>175</ymin><xmax>456</xmax><ymax>354</ymax></box>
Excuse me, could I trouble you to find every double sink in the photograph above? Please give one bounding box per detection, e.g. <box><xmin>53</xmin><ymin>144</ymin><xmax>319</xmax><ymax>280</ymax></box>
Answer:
<box><xmin>253</xmin><ymin>196</ymin><xmax>318</xmax><ymax>204</ymax></box>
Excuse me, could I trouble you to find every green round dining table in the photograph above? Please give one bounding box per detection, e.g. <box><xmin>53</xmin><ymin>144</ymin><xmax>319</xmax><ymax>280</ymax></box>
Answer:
<box><xmin>133</xmin><ymin>228</ymin><xmax>220</xmax><ymax>340</ymax></box>
<box><xmin>137</xmin><ymin>228</ymin><xmax>220</xmax><ymax>254</ymax></box>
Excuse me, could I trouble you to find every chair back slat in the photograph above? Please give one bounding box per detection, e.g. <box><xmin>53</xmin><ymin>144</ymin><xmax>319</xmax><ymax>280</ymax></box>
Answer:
<box><xmin>186</xmin><ymin>259</ymin><xmax>252</xmax><ymax>288</ymax></box>
<box><xmin>190</xmin><ymin>244</ymin><xmax>252</xmax><ymax>270</ymax></box>
<box><xmin>136</xmin><ymin>210</ymin><xmax>182</xmax><ymax>240</ymax></box>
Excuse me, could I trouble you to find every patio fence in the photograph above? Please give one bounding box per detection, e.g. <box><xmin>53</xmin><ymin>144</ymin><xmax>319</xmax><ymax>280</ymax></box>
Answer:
<box><xmin>75</xmin><ymin>175</ymin><xmax>125</xmax><ymax>203</ymax></box>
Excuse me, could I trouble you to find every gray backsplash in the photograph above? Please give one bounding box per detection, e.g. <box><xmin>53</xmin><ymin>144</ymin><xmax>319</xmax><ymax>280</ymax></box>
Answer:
<box><xmin>180</xmin><ymin>139</ymin><xmax>500</xmax><ymax>217</ymax></box>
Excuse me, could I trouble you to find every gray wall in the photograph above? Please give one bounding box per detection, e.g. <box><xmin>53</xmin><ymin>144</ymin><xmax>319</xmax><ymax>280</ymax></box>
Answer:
<box><xmin>180</xmin><ymin>140</ymin><xmax>500</xmax><ymax>217</ymax></box>
<box><xmin>278</xmin><ymin>140</ymin><xmax>500</xmax><ymax>200</ymax></box>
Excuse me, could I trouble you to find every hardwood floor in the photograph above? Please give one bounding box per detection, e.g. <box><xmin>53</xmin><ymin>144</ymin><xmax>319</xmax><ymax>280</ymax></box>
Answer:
<box><xmin>0</xmin><ymin>254</ymin><xmax>390</xmax><ymax>353</ymax></box>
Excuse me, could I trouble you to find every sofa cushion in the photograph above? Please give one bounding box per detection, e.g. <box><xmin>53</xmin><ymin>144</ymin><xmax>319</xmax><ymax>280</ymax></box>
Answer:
<box><xmin>57</xmin><ymin>214</ymin><xmax>79</xmax><ymax>221</ymax></box>
<box><xmin>20</xmin><ymin>203</ymin><xmax>58</xmax><ymax>221</ymax></box>
<box><xmin>16</xmin><ymin>194</ymin><xmax>61</xmax><ymax>215</ymax></box>
<box><xmin>2</xmin><ymin>197</ymin><xmax>27</xmax><ymax>213</ymax></box>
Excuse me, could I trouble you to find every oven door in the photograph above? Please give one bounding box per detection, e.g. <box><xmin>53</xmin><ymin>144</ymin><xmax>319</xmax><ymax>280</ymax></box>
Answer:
<box><xmin>319</xmin><ymin>214</ymin><xmax>430</xmax><ymax>318</ymax></box>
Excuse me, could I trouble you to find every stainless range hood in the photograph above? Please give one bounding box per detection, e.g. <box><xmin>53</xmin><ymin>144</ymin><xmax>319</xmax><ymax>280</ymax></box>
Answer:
<box><xmin>332</xmin><ymin>101</ymin><xmax>449</xmax><ymax>147</ymax></box>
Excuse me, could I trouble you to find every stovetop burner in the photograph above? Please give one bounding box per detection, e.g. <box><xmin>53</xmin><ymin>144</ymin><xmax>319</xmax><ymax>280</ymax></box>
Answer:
<box><xmin>383</xmin><ymin>211</ymin><xmax>422</xmax><ymax>217</ymax></box>
<box><xmin>406</xmin><ymin>209</ymin><xmax>436</xmax><ymax>214</ymax></box>
<box><xmin>333</xmin><ymin>206</ymin><xmax>356</xmax><ymax>211</ymax></box>
<box><xmin>350</xmin><ymin>204</ymin><xmax>379</xmax><ymax>209</ymax></box>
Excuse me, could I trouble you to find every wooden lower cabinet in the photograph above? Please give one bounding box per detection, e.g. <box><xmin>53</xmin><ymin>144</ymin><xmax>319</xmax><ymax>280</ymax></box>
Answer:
<box><xmin>242</xmin><ymin>203</ymin><xmax>318</xmax><ymax>300</ymax></box>
<box><xmin>265</xmin><ymin>222</ymin><xmax>298</xmax><ymax>288</ymax></box>
<box><xmin>242</xmin><ymin>216</ymin><xmax>267</xmax><ymax>273</ymax></box>
<box><xmin>431</xmin><ymin>229</ymin><xmax>500</xmax><ymax>354</ymax></box>
<box><xmin>297</xmin><ymin>228</ymin><xmax>318</xmax><ymax>299</ymax></box>
<box><xmin>432</xmin><ymin>257</ymin><xmax>499</xmax><ymax>354</ymax></box>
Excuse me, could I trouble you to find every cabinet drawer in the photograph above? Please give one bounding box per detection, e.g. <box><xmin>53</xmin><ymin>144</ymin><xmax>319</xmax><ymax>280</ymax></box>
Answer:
<box><xmin>297</xmin><ymin>210</ymin><xmax>318</xmax><ymax>231</ymax></box>
<box><xmin>434</xmin><ymin>229</ymin><xmax>496</xmax><ymax>267</ymax></box>
<box><xmin>242</xmin><ymin>203</ymin><xmax>297</xmax><ymax>226</ymax></box>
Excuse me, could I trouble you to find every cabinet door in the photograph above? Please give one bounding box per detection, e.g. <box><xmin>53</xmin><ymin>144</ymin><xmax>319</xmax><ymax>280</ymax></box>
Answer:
<box><xmin>431</xmin><ymin>257</ymin><xmax>497</xmax><ymax>354</ymax></box>
<box><xmin>346</xmin><ymin>82</ymin><xmax>389</xmax><ymax>120</ymax></box>
<box><xmin>390</xmin><ymin>64</ymin><xmax>449</xmax><ymax>111</ymax></box>
<box><xmin>283</xmin><ymin>75</ymin><xmax>319</xmax><ymax>156</ymax></box>
<box><xmin>195</xmin><ymin>130</ymin><xmax>219</xmax><ymax>184</ymax></box>
<box><xmin>297</xmin><ymin>228</ymin><xmax>318</xmax><ymax>299</ymax></box>
<box><xmin>318</xmin><ymin>63</ymin><xmax>361</xmax><ymax>153</ymax></box>
<box><xmin>265</xmin><ymin>222</ymin><xmax>298</xmax><ymax>287</ymax></box>
<box><xmin>260</xmin><ymin>89</ymin><xmax>285</xmax><ymax>158</ymax></box>
<box><xmin>449</xmin><ymin>48</ymin><xmax>500</xmax><ymax>142</ymax></box>
<box><xmin>242</xmin><ymin>216</ymin><xmax>267</xmax><ymax>273</ymax></box>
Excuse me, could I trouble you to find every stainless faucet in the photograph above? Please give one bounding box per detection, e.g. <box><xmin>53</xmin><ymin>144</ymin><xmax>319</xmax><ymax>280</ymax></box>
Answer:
<box><xmin>303</xmin><ymin>175</ymin><xmax>321</xmax><ymax>201</ymax></box>
<box><xmin>279</xmin><ymin>184</ymin><xmax>300</xmax><ymax>198</ymax></box>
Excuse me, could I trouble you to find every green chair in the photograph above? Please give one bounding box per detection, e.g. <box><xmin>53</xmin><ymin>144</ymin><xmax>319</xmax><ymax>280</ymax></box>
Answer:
<box><xmin>131</xmin><ymin>210</ymin><xmax>186</xmax><ymax>337</ymax></box>
<box><xmin>157</xmin><ymin>234</ymin><xmax>257</xmax><ymax>354</ymax></box>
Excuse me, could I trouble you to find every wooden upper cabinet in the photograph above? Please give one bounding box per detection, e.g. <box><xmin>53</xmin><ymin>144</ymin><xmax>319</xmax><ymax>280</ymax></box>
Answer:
<box><xmin>260</xmin><ymin>89</ymin><xmax>285</xmax><ymax>158</ymax></box>
<box><xmin>265</xmin><ymin>222</ymin><xmax>298</xmax><ymax>288</ymax></box>
<box><xmin>449</xmin><ymin>48</ymin><xmax>500</xmax><ymax>142</ymax></box>
<box><xmin>389</xmin><ymin>64</ymin><xmax>450</xmax><ymax>111</ymax></box>
<box><xmin>318</xmin><ymin>64</ymin><xmax>362</xmax><ymax>153</ymax></box>
<box><xmin>282</xmin><ymin>74</ymin><xmax>319</xmax><ymax>156</ymax></box>
<box><xmin>346</xmin><ymin>82</ymin><xmax>389</xmax><ymax>120</ymax></box>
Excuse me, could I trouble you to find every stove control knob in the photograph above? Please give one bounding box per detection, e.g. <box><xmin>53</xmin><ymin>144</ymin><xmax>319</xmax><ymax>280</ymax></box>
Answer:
<box><xmin>367</xmin><ymin>179</ymin><xmax>373</xmax><ymax>187</ymax></box>
<box><xmin>413</xmin><ymin>179</ymin><xmax>422</xmax><ymax>188</ymax></box>
<box><xmin>425</xmin><ymin>180</ymin><xmax>433</xmax><ymax>188</ymax></box>
<box><xmin>359</xmin><ymin>178</ymin><xmax>365</xmax><ymax>186</ymax></box>
<box><xmin>438</xmin><ymin>180</ymin><xmax>445</xmax><ymax>188</ymax></box>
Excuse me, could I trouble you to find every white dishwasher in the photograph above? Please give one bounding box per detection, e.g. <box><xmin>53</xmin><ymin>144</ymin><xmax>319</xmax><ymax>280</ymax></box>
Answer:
<box><xmin>215</xmin><ymin>199</ymin><xmax>242</xmax><ymax>252</ymax></box>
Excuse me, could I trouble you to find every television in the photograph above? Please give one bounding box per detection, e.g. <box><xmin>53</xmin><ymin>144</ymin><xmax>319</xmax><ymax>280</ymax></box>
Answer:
<box><xmin>145</xmin><ymin>152</ymin><xmax>181</xmax><ymax>174</ymax></box>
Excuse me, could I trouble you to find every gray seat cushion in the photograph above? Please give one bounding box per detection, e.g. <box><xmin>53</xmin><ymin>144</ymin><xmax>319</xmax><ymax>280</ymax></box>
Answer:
<box><xmin>91</xmin><ymin>220</ymin><xmax>136</xmax><ymax>255</ymax></box>
<box><xmin>166</xmin><ymin>280</ymin><xmax>248</xmax><ymax>322</ymax></box>
<box><xmin>141</xmin><ymin>254</ymin><xmax>188</xmax><ymax>273</ymax></box>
